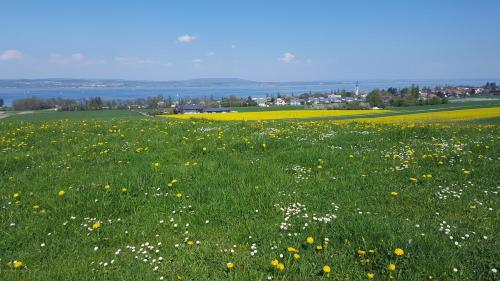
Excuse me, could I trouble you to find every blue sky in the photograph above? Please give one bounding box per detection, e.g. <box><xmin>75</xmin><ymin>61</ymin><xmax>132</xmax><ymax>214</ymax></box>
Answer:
<box><xmin>0</xmin><ymin>0</ymin><xmax>499</xmax><ymax>81</ymax></box>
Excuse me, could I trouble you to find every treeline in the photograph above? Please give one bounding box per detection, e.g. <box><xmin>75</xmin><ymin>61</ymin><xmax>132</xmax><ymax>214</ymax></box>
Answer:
<box><xmin>7</xmin><ymin>95</ymin><xmax>260</xmax><ymax>111</ymax></box>
<box><xmin>366</xmin><ymin>85</ymin><xmax>448</xmax><ymax>108</ymax></box>
<box><xmin>9</xmin><ymin>96</ymin><xmax>176</xmax><ymax>111</ymax></box>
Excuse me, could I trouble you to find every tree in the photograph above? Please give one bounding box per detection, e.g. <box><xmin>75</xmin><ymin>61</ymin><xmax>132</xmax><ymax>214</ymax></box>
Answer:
<box><xmin>366</xmin><ymin>90</ymin><xmax>384</xmax><ymax>108</ymax></box>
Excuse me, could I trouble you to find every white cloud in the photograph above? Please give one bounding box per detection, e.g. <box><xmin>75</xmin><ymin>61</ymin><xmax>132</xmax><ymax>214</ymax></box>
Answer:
<box><xmin>49</xmin><ymin>53</ymin><xmax>85</xmax><ymax>64</ymax></box>
<box><xmin>192</xmin><ymin>58</ymin><xmax>202</xmax><ymax>63</ymax></box>
<box><xmin>280</xmin><ymin>52</ymin><xmax>296</xmax><ymax>64</ymax></box>
<box><xmin>114</xmin><ymin>57</ymin><xmax>171</xmax><ymax>66</ymax></box>
<box><xmin>0</xmin><ymin>49</ymin><xmax>23</xmax><ymax>61</ymax></box>
<box><xmin>177</xmin><ymin>34</ymin><xmax>197</xmax><ymax>43</ymax></box>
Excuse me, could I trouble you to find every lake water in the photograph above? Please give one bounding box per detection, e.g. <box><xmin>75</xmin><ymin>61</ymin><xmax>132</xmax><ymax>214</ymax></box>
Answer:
<box><xmin>0</xmin><ymin>79</ymin><xmax>497</xmax><ymax>106</ymax></box>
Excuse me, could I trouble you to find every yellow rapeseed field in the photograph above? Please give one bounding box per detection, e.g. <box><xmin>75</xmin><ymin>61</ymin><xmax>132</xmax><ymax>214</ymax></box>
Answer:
<box><xmin>342</xmin><ymin>107</ymin><xmax>500</xmax><ymax>123</ymax></box>
<box><xmin>163</xmin><ymin>109</ymin><xmax>391</xmax><ymax>121</ymax></box>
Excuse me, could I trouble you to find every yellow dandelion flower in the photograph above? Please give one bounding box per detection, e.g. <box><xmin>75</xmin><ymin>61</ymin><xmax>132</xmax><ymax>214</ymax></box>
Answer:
<box><xmin>323</xmin><ymin>265</ymin><xmax>331</xmax><ymax>273</ymax></box>
<box><xmin>391</xmin><ymin>191</ymin><xmax>398</xmax><ymax>197</ymax></box>
<box><xmin>226</xmin><ymin>262</ymin><xmax>234</xmax><ymax>270</ymax></box>
<box><xmin>357</xmin><ymin>249</ymin><xmax>366</xmax><ymax>256</ymax></box>
<box><xmin>315</xmin><ymin>245</ymin><xmax>323</xmax><ymax>251</ymax></box>
<box><xmin>13</xmin><ymin>192</ymin><xmax>20</xmax><ymax>201</ymax></box>
<box><xmin>276</xmin><ymin>263</ymin><xmax>285</xmax><ymax>271</ymax></box>
<box><xmin>202</xmin><ymin>147</ymin><xmax>207</xmax><ymax>152</ymax></box>
<box><xmin>394</xmin><ymin>248</ymin><xmax>404</xmax><ymax>256</ymax></box>
<box><xmin>306</xmin><ymin>236</ymin><xmax>314</xmax><ymax>244</ymax></box>
<box><xmin>409</xmin><ymin>177</ymin><xmax>417</xmax><ymax>182</ymax></box>
<box><xmin>388</xmin><ymin>263</ymin><xmax>396</xmax><ymax>271</ymax></box>
<box><xmin>175</xmin><ymin>193</ymin><xmax>183</xmax><ymax>198</ymax></box>
<box><xmin>121</xmin><ymin>187</ymin><xmax>127</xmax><ymax>192</ymax></box>
<box><xmin>8</xmin><ymin>260</ymin><xmax>23</xmax><ymax>269</ymax></box>
<box><xmin>293</xmin><ymin>253</ymin><xmax>301</xmax><ymax>260</ymax></box>
<box><xmin>271</xmin><ymin>259</ymin><xmax>279</xmax><ymax>266</ymax></box>
<box><xmin>367</xmin><ymin>272</ymin><xmax>375</xmax><ymax>279</ymax></box>
<box><xmin>287</xmin><ymin>247</ymin><xmax>297</xmax><ymax>253</ymax></box>
<box><xmin>58</xmin><ymin>190</ymin><xmax>65</xmax><ymax>197</ymax></box>
<box><xmin>92</xmin><ymin>221</ymin><xmax>101</xmax><ymax>230</ymax></box>
<box><xmin>104</xmin><ymin>184</ymin><xmax>111</xmax><ymax>190</ymax></box>
<box><xmin>153</xmin><ymin>162</ymin><xmax>160</xmax><ymax>168</ymax></box>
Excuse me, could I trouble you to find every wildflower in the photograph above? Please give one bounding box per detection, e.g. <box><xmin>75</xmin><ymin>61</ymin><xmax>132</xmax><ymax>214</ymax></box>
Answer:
<box><xmin>306</xmin><ymin>236</ymin><xmax>314</xmax><ymax>245</ymax></box>
<box><xmin>13</xmin><ymin>192</ymin><xmax>20</xmax><ymax>201</ymax></box>
<box><xmin>226</xmin><ymin>262</ymin><xmax>234</xmax><ymax>270</ymax></box>
<box><xmin>367</xmin><ymin>272</ymin><xmax>375</xmax><ymax>279</ymax></box>
<box><xmin>388</xmin><ymin>263</ymin><xmax>396</xmax><ymax>271</ymax></box>
<box><xmin>323</xmin><ymin>265</ymin><xmax>331</xmax><ymax>273</ymax></box>
<box><xmin>202</xmin><ymin>147</ymin><xmax>207</xmax><ymax>152</ymax></box>
<box><xmin>7</xmin><ymin>260</ymin><xmax>23</xmax><ymax>269</ymax></box>
<box><xmin>357</xmin><ymin>249</ymin><xmax>366</xmax><ymax>256</ymax></box>
<box><xmin>175</xmin><ymin>193</ymin><xmax>182</xmax><ymax>198</ymax></box>
<box><xmin>293</xmin><ymin>253</ymin><xmax>300</xmax><ymax>260</ymax></box>
<box><xmin>121</xmin><ymin>187</ymin><xmax>127</xmax><ymax>192</ymax></box>
<box><xmin>153</xmin><ymin>162</ymin><xmax>160</xmax><ymax>168</ymax></box>
<box><xmin>409</xmin><ymin>177</ymin><xmax>417</xmax><ymax>183</ymax></box>
<box><xmin>463</xmin><ymin>170</ymin><xmax>470</xmax><ymax>175</ymax></box>
<box><xmin>276</xmin><ymin>263</ymin><xmax>285</xmax><ymax>271</ymax></box>
<box><xmin>187</xmin><ymin>240</ymin><xmax>194</xmax><ymax>246</ymax></box>
<box><xmin>271</xmin><ymin>259</ymin><xmax>279</xmax><ymax>266</ymax></box>
<box><xmin>287</xmin><ymin>247</ymin><xmax>297</xmax><ymax>253</ymax></box>
<box><xmin>104</xmin><ymin>184</ymin><xmax>111</xmax><ymax>190</ymax></box>
<box><xmin>58</xmin><ymin>190</ymin><xmax>65</xmax><ymax>197</ymax></box>
<box><xmin>261</xmin><ymin>143</ymin><xmax>267</xmax><ymax>150</ymax></box>
<box><xmin>394</xmin><ymin>248</ymin><xmax>404</xmax><ymax>256</ymax></box>
<box><xmin>315</xmin><ymin>245</ymin><xmax>323</xmax><ymax>251</ymax></box>
<box><xmin>391</xmin><ymin>191</ymin><xmax>398</xmax><ymax>198</ymax></box>
<box><xmin>92</xmin><ymin>221</ymin><xmax>101</xmax><ymax>230</ymax></box>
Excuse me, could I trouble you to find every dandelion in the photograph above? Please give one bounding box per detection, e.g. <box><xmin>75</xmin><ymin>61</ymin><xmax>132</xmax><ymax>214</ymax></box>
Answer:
<box><xmin>271</xmin><ymin>259</ymin><xmax>279</xmax><ymax>266</ymax></box>
<box><xmin>357</xmin><ymin>249</ymin><xmax>366</xmax><ymax>256</ymax></box>
<box><xmin>315</xmin><ymin>245</ymin><xmax>323</xmax><ymax>251</ymax></box>
<box><xmin>121</xmin><ymin>187</ymin><xmax>127</xmax><ymax>192</ymax></box>
<box><xmin>13</xmin><ymin>192</ymin><xmax>20</xmax><ymax>201</ymax></box>
<box><xmin>293</xmin><ymin>253</ymin><xmax>300</xmax><ymax>260</ymax></box>
<box><xmin>202</xmin><ymin>147</ymin><xmax>207</xmax><ymax>152</ymax></box>
<box><xmin>58</xmin><ymin>190</ymin><xmax>65</xmax><ymax>197</ymax></box>
<box><xmin>7</xmin><ymin>260</ymin><xmax>23</xmax><ymax>269</ymax></box>
<box><xmin>287</xmin><ymin>247</ymin><xmax>297</xmax><ymax>253</ymax></box>
<box><xmin>388</xmin><ymin>263</ymin><xmax>396</xmax><ymax>271</ymax></box>
<box><xmin>409</xmin><ymin>177</ymin><xmax>417</xmax><ymax>183</ymax></box>
<box><xmin>153</xmin><ymin>162</ymin><xmax>160</xmax><ymax>168</ymax></box>
<box><xmin>391</xmin><ymin>191</ymin><xmax>398</xmax><ymax>198</ymax></box>
<box><xmin>104</xmin><ymin>184</ymin><xmax>111</xmax><ymax>190</ymax></box>
<box><xmin>367</xmin><ymin>272</ymin><xmax>375</xmax><ymax>279</ymax></box>
<box><xmin>92</xmin><ymin>221</ymin><xmax>101</xmax><ymax>230</ymax></box>
<box><xmin>261</xmin><ymin>143</ymin><xmax>267</xmax><ymax>150</ymax></box>
<box><xmin>323</xmin><ymin>265</ymin><xmax>331</xmax><ymax>273</ymax></box>
<box><xmin>463</xmin><ymin>170</ymin><xmax>470</xmax><ymax>175</ymax></box>
<box><xmin>226</xmin><ymin>262</ymin><xmax>234</xmax><ymax>270</ymax></box>
<box><xmin>306</xmin><ymin>236</ymin><xmax>314</xmax><ymax>244</ymax></box>
<box><xmin>276</xmin><ymin>263</ymin><xmax>285</xmax><ymax>271</ymax></box>
<box><xmin>394</xmin><ymin>248</ymin><xmax>404</xmax><ymax>256</ymax></box>
<box><xmin>175</xmin><ymin>193</ymin><xmax>182</xmax><ymax>198</ymax></box>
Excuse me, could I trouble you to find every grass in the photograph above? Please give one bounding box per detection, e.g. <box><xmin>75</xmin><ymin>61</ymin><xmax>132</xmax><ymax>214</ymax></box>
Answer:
<box><xmin>3</xmin><ymin>110</ymin><xmax>142</xmax><ymax>121</ymax></box>
<box><xmin>0</xmin><ymin>106</ymin><xmax>499</xmax><ymax>281</ymax></box>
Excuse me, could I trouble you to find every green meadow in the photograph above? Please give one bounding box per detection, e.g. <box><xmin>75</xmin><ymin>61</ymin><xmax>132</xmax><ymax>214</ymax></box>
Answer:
<box><xmin>0</xmin><ymin>105</ymin><xmax>499</xmax><ymax>280</ymax></box>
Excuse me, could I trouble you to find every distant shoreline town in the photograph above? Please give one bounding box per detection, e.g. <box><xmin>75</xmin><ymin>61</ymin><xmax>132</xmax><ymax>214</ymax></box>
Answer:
<box><xmin>0</xmin><ymin>80</ymin><xmax>498</xmax><ymax>114</ymax></box>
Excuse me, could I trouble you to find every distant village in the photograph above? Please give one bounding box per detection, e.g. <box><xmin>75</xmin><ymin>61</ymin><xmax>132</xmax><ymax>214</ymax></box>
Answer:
<box><xmin>2</xmin><ymin>82</ymin><xmax>498</xmax><ymax>112</ymax></box>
